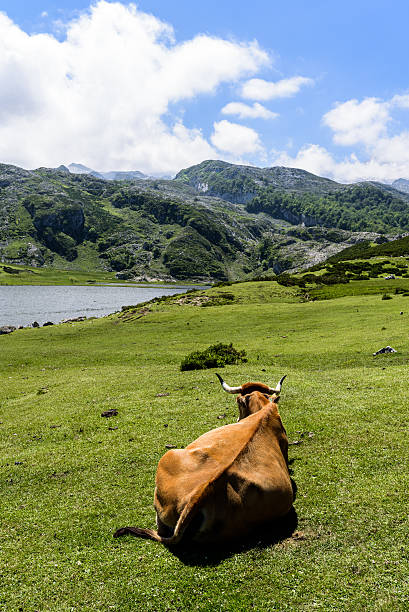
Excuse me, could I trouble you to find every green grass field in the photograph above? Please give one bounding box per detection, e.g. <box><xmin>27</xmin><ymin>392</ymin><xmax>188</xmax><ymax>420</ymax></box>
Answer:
<box><xmin>1</xmin><ymin>281</ymin><xmax>408</xmax><ymax>610</ymax></box>
<box><xmin>0</xmin><ymin>263</ymin><xmax>119</xmax><ymax>286</ymax></box>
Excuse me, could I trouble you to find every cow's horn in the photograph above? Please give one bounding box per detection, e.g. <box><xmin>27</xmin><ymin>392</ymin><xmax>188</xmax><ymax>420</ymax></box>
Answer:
<box><xmin>216</xmin><ymin>373</ymin><xmax>242</xmax><ymax>394</ymax></box>
<box><xmin>268</xmin><ymin>375</ymin><xmax>286</xmax><ymax>394</ymax></box>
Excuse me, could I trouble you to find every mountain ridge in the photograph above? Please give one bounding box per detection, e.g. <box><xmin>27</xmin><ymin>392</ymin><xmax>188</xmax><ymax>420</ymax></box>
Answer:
<box><xmin>68</xmin><ymin>162</ymin><xmax>149</xmax><ymax>181</ymax></box>
<box><xmin>0</xmin><ymin>159</ymin><xmax>407</xmax><ymax>282</ymax></box>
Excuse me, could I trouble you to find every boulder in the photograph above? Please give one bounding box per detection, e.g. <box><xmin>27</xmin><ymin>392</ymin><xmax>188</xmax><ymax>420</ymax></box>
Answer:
<box><xmin>0</xmin><ymin>325</ymin><xmax>16</xmax><ymax>335</ymax></box>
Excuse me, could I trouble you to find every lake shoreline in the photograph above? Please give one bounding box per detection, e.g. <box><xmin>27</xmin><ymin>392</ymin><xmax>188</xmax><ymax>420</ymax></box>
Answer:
<box><xmin>0</xmin><ymin>283</ymin><xmax>207</xmax><ymax>328</ymax></box>
<box><xmin>0</xmin><ymin>262</ymin><xmax>215</xmax><ymax>287</ymax></box>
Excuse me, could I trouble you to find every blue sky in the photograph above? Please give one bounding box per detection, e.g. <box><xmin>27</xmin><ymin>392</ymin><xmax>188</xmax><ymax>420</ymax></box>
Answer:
<box><xmin>1</xmin><ymin>0</ymin><xmax>409</xmax><ymax>182</ymax></box>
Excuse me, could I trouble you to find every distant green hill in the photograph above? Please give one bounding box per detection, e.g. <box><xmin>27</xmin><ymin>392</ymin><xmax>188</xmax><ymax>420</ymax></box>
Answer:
<box><xmin>1</xmin><ymin>160</ymin><xmax>408</xmax><ymax>281</ymax></box>
<box><xmin>175</xmin><ymin>159</ymin><xmax>341</xmax><ymax>199</ymax></box>
<box><xmin>176</xmin><ymin>160</ymin><xmax>409</xmax><ymax>233</ymax></box>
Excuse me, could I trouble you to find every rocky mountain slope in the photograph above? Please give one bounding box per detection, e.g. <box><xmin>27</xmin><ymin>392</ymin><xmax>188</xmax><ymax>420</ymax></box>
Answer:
<box><xmin>392</xmin><ymin>178</ymin><xmax>409</xmax><ymax>195</ymax></box>
<box><xmin>176</xmin><ymin>160</ymin><xmax>409</xmax><ymax>233</ymax></box>
<box><xmin>0</xmin><ymin>160</ymin><xmax>408</xmax><ymax>282</ymax></box>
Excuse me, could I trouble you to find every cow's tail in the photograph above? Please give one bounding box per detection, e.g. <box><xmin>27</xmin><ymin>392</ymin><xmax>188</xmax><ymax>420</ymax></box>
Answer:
<box><xmin>113</xmin><ymin>482</ymin><xmax>209</xmax><ymax>546</ymax></box>
<box><xmin>113</xmin><ymin>526</ymin><xmax>163</xmax><ymax>541</ymax></box>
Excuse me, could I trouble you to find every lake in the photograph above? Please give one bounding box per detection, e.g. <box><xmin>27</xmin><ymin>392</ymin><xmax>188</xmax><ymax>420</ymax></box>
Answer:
<box><xmin>0</xmin><ymin>284</ymin><xmax>202</xmax><ymax>328</ymax></box>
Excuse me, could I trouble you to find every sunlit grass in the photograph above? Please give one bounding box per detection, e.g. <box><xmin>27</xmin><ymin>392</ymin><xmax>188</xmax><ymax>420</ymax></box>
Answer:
<box><xmin>1</xmin><ymin>281</ymin><xmax>408</xmax><ymax>610</ymax></box>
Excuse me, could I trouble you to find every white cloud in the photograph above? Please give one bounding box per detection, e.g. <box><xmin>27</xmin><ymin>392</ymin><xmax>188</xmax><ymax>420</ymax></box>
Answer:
<box><xmin>241</xmin><ymin>76</ymin><xmax>313</xmax><ymax>101</ymax></box>
<box><xmin>323</xmin><ymin>98</ymin><xmax>390</xmax><ymax>146</ymax></box>
<box><xmin>391</xmin><ymin>93</ymin><xmax>409</xmax><ymax>109</ymax></box>
<box><xmin>221</xmin><ymin>101</ymin><xmax>278</xmax><ymax>120</ymax></box>
<box><xmin>273</xmin><ymin>145</ymin><xmax>383</xmax><ymax>183</ymax></box>
<box><xmin>273</xmin><ymin>144</ymin><xmax>336</xmax><ymax>178</ymax></box>
<box><xmin>0</xmin><ymin>1</ymin><xmax>270</xmax><ymax>174</ymax></box>
<box><xmin>211</xmin><ymin>120</ymin><xmax>263</xmax><ymax>155</ymax></box>
<box><xmin>372</xmin><ymin>132</ymin><xmax>409</xmax><ymax>165</ymax></box>
<box><xmin>272</xmin><ymin>91</ymin><xmax>409</xmax><ymax>184</ymax></box>
<box><xmin>273</xmin><ymin>139</ymin><xmax>409</xmax><ymax>184</ymax></box>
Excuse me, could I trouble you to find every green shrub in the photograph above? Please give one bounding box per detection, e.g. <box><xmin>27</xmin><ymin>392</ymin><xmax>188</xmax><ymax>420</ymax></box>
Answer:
<box><xmin>180</xmin><ymin>342</ymin><xmax>247</xmax><ymax>371</ymax></box>
<box><xmin>276</xmin><ymin>273</ymin><xmax>305</xmax><ymax>288</ymax></box>
<box><xmin>320</xmin><ymin>273</ymin><xmax>350</xmax><ymax>285</ymax></box>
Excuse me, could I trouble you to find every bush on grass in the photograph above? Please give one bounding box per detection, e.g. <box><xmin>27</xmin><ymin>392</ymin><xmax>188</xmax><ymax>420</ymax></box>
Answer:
<box><xmin>180</xmin><ymin>342</ymin><xmax>247</xmax><ymax>371</ymax></box>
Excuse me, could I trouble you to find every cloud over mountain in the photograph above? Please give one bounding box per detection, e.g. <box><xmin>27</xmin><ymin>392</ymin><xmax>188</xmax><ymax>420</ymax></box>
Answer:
<box><xmin>275</xmin><ymin>93</ymin><xmax>409</xmax><ymax>183</ymax></box>
<box><xmin>322</xmin><ymin>98</ymin><xmax>390</xmax><ymax>146</ymax></box>
<box><xmin>0</xmin><ymin>1</ymin><xmax>269</xmax><ymax>174</ymax></box>
<box><xmin>211</xmin><ymin>120</ymin><xmax>263</xmax><ymax>155</ymax></box>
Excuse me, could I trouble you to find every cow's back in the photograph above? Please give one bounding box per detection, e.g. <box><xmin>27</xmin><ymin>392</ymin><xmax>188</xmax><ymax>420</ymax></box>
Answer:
<box><xmin>154</xmin><ymin>406</ymin><xmax>293</xmax><ymax>541</ymax></box>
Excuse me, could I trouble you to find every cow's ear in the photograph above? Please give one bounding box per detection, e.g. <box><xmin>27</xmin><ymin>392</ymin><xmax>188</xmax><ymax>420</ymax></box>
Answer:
<box><xmin>270</xmin><ymin>394</ymin><xmax>280</xmax><ymax>403</ymax></box>
<box><xmin>237</xmin><ymin>395</ymin><xmax>248</xmax><ymax>419</ymax></box>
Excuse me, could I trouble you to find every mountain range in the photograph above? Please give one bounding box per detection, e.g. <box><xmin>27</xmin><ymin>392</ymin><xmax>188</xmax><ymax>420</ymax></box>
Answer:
<box><xmin>1</xmin><ymin>159</ymin><xmax>409</xmax><ymax>282</ymax></box>
<box><xmin>67</xmin><ymin>163</ymin><xmax>149</xmax><ymax>181</ymax></box>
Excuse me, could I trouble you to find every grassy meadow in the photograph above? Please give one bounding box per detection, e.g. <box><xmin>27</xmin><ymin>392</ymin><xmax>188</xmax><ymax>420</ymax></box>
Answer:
<box><xmin>1</xmin><ymin>281</ymin><xmax>409</xmax><ymax>610</ymax></box>
<box><xmin>0</xmin><ymin>263</ymin><xmax>120</xmax><ymax>286</ymax></box>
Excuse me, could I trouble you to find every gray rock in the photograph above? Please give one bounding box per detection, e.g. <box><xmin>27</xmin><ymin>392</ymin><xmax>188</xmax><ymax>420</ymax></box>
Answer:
<box><xmin>0</xmin><ymin>325</ymin><xmax>16</xmax><ymax>334</ymax></box>
<box><xmin>60</xmin><ymin>316</ymin><xmax>85</xmax><ymax>323</ymax></box>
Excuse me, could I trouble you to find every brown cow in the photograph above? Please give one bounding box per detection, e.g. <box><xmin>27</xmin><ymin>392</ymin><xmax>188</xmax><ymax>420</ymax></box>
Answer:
<box><xmin>114</xmin><ymin>374</ymin><xmax>293</xmax><ymax>546</ymax></box>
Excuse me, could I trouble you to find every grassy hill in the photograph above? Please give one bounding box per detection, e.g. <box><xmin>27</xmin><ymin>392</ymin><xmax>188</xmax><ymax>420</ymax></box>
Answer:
<box><xmin>177</xmin><ymin>160</ymin><xmax>409</xmax><ymax>233</ymax></box>
<box><xmin>1</xmin><ymin>160</ymin><xmax>409</xmax><ymax>282</ymax></box>
<box><xmin>323</xmin><ymin>235</ymin><xmax>409</xmax><ymax>262</ymax></box>
<box><xmin>0</xmin><ymin>164</ymin><xmax>261</xmax><ymax>282</ymax></box>
<box><xmin>175</xmin><ymin>159</ymin><xmax>342</xmax><ymax>199</ymax></box>
<box><xmin>1</xmin><ymin>279</ymin><xmax>408</xmax><ymax>609</ymax></box>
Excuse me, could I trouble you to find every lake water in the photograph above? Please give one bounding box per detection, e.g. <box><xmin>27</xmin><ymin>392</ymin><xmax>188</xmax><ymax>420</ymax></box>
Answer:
<box><xmin>0</xmin><ymin>284</ymin><xmax>202</xmax><ymax>327</ymax></box>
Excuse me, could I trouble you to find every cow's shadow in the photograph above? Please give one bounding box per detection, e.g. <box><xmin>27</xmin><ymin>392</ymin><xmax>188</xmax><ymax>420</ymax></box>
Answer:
<box><xmin>169</xmin><ymin>477</ymin><xmax>298</xmax><ymax>567</ymax></box>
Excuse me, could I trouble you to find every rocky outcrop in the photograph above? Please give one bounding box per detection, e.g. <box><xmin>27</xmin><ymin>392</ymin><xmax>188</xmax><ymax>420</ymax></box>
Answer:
<box><xmin>278</xmin><ymin>208</ymin><xmax>318</xmax><ymax>227</ymax></box>
<box><xmin>28</xmin><ymin>206</ymin><xmax>85</xmax><ymax>243</ymax></box>
<box><xmin>191</xmin><ymin>182</ymin><xmax>256</xmax><ymax>205</ymax></box>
